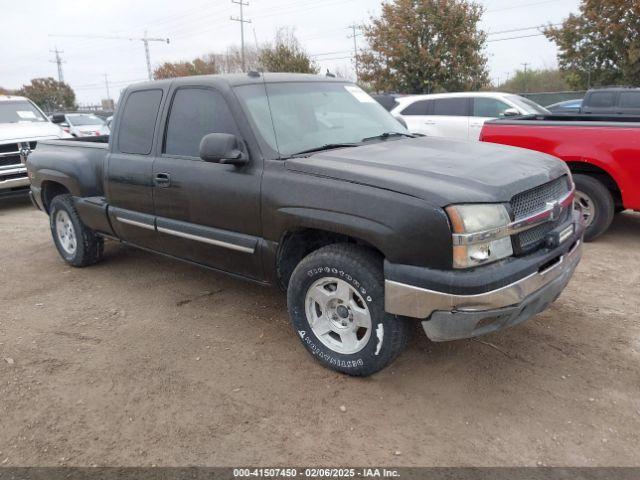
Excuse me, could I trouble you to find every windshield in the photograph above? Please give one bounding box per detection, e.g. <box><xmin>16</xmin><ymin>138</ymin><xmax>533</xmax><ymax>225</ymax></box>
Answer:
<box><xmin>67</xmin><ymin>114</ymin><xmax>105</xmax><ymax>126</ymax></box>
<box><xmin>0</xmin><ymin>101</ymin><xmax>48</xmax><ymax>123</ymax></box>
<box><xmin>507</xmin><ymin>95</ymin><xmax>550</xmax><ymax>115</ymax></box>
<box><xmin>234</xmin><ymin>82</ymin><xmax>408</xmax><ymax>157</ymax></box>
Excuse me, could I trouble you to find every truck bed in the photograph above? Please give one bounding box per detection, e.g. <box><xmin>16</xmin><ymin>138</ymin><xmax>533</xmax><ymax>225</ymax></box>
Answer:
<box><xmin>28</xmin><ymin>137</ymin><xmax>109</xmax><ymax>200</ymax></box>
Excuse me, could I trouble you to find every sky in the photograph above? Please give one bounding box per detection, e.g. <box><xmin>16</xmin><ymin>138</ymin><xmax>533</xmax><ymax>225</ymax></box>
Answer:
<box><xmin>1</xmin><ymin>0</ymin><xmax>582</xmax><ymax>105</ymax></box>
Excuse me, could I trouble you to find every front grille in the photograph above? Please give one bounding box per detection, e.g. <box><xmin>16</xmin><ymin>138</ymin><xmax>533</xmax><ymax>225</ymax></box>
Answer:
<box><xmin>0</xmin><ymin>154</ymin><xmax>21</xmax><ymax>167</ymax></box>
<box><xmin>0</xmin><ymin>141</ymin><xmax>37</xmax><ymax>168</ymax></box>
<box><xmin>511</xmin><ymin>175</ymin><xmax>570</xmax><ymax>220</ymax></box>
<box><xmin>511</xmin><ymin>175</ymin><xmax>571</xmax><ymax>253</ymax></box>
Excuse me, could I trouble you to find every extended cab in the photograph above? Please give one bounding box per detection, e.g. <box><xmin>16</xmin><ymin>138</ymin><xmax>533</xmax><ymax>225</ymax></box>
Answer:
<box><xmin>27</xmin><ymin>73</ymin><xmax>584</xmax><ymax>376</ymax></box>
<box><xmin>480</xmin><ymin>114</ymin><xmax>640</xmax><ymax>240</ymax></box>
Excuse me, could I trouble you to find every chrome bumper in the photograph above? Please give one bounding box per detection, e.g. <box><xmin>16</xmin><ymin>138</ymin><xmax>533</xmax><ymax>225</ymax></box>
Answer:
<box><xmin>385</xmin><ymin>239</ymin><xmax>582</xmax><ymax>340</ymax></box>
<box><xmin>0</xmin><ymin>168</ymin><xmax>30</xmax><ymax>191</ymax></box>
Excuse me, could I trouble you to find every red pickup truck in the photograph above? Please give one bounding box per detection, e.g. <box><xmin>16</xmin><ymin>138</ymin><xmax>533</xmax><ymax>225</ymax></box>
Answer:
<box><xmin>480</xmin><ymin>115</ymin><xmax>640</xmax><ymax>241</ymax></box>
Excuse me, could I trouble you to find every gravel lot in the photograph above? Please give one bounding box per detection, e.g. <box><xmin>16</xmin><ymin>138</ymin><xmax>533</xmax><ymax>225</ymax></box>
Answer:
<box><xmin>1</xmin><ymin>195</ymin><xmax>639</xmax><ymax>467</ymax></box>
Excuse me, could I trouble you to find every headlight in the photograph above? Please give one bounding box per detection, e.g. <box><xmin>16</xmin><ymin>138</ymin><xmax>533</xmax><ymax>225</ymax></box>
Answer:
<box><xmin>446</xmin><ymin>203</ymin><xmax>513</xmax><ymax>268</ymax></box>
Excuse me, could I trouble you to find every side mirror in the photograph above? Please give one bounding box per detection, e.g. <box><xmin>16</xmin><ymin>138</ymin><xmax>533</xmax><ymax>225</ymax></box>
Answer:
<box><xmin>51</xmin><ymin>114</ymin><xmax>66</xmax><ymax>124</ymax></box>
<box><xmin>394</xmin><ymin>115</ymin><xmax>408</xmax><ymax>129</ymax></box>
<box><xmin>199</xmin><ymin>133</ymin><xmax>248</xmax><ymax>166</ymax></box>
<box><xmin>502</xmin><ymin>108</ymin><xmax>520</xmax><ymax>117</ymax></box>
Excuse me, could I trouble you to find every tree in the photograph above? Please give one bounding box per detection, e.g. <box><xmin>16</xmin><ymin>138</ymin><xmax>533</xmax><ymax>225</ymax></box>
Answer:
<box><xmin>357</xmin><ymin>0</ymin><xmax>489</xmax><ymax>93</ymax></box>
<box><xmin>0</xmin><ymin>86</ymin><xmax>15</xmax><ymax>95</ymax></box>
<box><xmin>497</xmin><ymin>68</ymin><xmax>571</xmax><ymax>93</ymax></box>
<box><xmin>153</xmin><ymin>47</ymin><xmax>261</xmax><ymax>80</ymax></box>
<box><xmin>17</xmin><ymin>78</ymin><xmax>75</xmax><ymax>112</ymax></box>
<box><xmin>259</xmin><ymin>28</ymin><xmax>319</xmax><ymax>74</ymax></box>
<box><xmin>154</xmin><ymin>57</ymin><xmax>219</xmax><ymax>80</ymax></box>
<box><xmin>545</xmin><ymin>0</ymin><xmax>640</xmax><ymax>89</ymax></box>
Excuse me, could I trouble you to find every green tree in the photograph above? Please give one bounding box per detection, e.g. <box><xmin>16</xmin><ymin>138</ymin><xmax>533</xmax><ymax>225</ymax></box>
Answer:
<box><xmin>17</xmin><ymin>78</ymin><xmax>75</xmax><ymax>112</ymax></box>
<box><xmin>545</xmin><ymin>0</ymin><xmax>640</xmax><ymax>89</ymax></box>
<box><xmin>498</xmin><ymin>68</ymin><xmax>571</xmax><ymax>93</ymax></box>
<box><xmin>259</xmin><ymin>28</ymin><xmax>319</xmax><ymax>74</ymax></box>
<box><xmin>357</xmin><ymin>0</ymin><xmax>489</xmax><ymax>93</ymax></box>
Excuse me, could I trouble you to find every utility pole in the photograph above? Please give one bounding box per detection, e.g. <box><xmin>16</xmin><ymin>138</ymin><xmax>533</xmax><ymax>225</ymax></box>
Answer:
<box><xmin>347</xmin><ymin>24</ymin><xmax>362</xmax><ymax>82</ymax></box>
<box><xmin>49</xmin><ymin>33</ymin><xmax>169</xmax><ymax>81</ymax></box>
<box><xmin>521</xmin><ymin>62</ymin><xmax>530</xmax><ymax>93</ymax></box>
<box><xmin>49</xmin><ymin>47</ymin><xmax>65</xmax><ymax>83</ymax></box>
<box><xmin>231</xmin><ymin>0</ymin><xmax>251</xmax><ymax>72</ymax></box>
<box><xmin>103</xmin><ymin>73</ymin><xmax>111</xmax><ymax>100</ymax></box>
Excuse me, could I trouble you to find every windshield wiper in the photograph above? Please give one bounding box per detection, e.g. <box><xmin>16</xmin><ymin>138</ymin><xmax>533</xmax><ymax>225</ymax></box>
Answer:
<box><xmin>290</xmin><ymin>143</ymin><xmax>359</xmax><ymax>157</ymax></box>
<box><xmin>361</xmin><ymin>132</ymin><xmax>415</xmax><ymax>142</ymax></box>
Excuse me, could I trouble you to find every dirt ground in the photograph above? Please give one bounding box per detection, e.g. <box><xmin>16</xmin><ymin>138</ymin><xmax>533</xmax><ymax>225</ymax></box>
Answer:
<box><xmin>0</xmin><ymin>195</ymin><xmax>638</xmax><ymax>467</ymax></box>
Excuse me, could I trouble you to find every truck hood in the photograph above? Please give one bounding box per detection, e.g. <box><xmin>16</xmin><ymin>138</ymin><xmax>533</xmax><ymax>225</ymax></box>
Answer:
<box><xmin>285</xmin><ymin>137</ymin><xmax>569</xmax><ymax>206</ymax></box>
<box><xmin>0</xmin><ymin>122</ymin><xmax>65</xmax><ymax>143</ymax></box>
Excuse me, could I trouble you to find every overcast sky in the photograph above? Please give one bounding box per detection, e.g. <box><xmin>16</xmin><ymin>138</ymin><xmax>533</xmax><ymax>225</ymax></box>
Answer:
<box><xmin>1</xmin><ymin>0</ymin><xmax>581</xmax><ymax>105</ymax></box>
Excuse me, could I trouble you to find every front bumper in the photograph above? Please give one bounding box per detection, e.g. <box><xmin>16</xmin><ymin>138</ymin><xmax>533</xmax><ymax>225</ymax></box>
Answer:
<box><xmin>385</xmin><ymin>216</ymin><xmax>584</xmax><ymax>341</ymax></box>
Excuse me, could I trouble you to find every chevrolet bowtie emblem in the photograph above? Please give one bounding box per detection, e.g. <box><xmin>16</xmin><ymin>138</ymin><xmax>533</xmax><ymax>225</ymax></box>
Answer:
<box><xmin>546</xmin><ymin>200</ymin><xmax>562</xmax><ymax>221</ymax></box>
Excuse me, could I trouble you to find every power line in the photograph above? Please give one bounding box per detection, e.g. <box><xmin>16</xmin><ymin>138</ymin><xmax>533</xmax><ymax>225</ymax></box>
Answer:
<box><xmin>487</xmin><ymin>23</ymin><xmax>562</xmax><ymax>36</ymax></box>
<box><xmin>487</xmin><ymin>32</ymin><xmax>547</xmax><ymax>42</ymax></box>
<box><xmin>48</xmin><ymin>33</ymin><xmax>170</xmax><ymax>81</ymax></box>
<box><xmin>230</xmin><ymin>0</ymin><xmax>251</xmax><ymax>72</ymax></box>
<box><xmin>347</xmin><ymin>24</ymin><xmax>362</xmax><ymax>82</ymax></box>
<box><xmin>49</xmin><ymin>47</ymin><xmax>65</xmax><ymax>83</ymax></box>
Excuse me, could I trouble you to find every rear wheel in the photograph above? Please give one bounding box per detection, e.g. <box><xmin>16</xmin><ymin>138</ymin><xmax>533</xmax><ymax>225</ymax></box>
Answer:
<box><xmin>573</xmin><ymin>174</ymin><xmax>614</xmax><ymax>242</ymax></box>
<box><xmin>287</xmin><ymin>243</ymin><xmax>410</xmax><ymax>376</ymax></box>
<box><xmin>49</xmin><ymin>194</ymin><xmax>104</xmax><ymax>267</ymax></box>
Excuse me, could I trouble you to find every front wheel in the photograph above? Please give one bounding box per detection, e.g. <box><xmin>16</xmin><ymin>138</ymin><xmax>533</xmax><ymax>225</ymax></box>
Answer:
<box><xmin>287</xmin><ymin>244</ymin><xmax>410</xmax><ymax>376</ymax></box>
<box><xmin>49</xmin><ymin>194</ymin><xmax>104</xmax><ymax>267</ymax></box>
<box><xmin>573</xmin><ymin>174</ymin><xmax>614</xmax><ymax>242</ymax></box>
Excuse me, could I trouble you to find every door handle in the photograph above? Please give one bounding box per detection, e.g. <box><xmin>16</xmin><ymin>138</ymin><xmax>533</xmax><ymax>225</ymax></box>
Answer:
<box><xmin>470</xmin><ymin>122</ymin><xmax>483</xmax><ymax>127</ymax></box>
<box><xmin>423</xmin><ymin>121</ymin><xmax>436</xmax><ymax>125</ymax></box>
<box><xmin>154</xmin><ymin>172</ymin><xmax>171</xmax><ymax>188</ymax></box>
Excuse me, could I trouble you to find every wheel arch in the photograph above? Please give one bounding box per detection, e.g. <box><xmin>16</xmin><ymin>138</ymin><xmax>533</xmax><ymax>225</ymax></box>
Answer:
<box><xmin>41</xmin><ymin>180</ymin><xmax>71</xmax><ymax>214</ymax></box>
<box><xmin>566</xmin><ymin>161</ymin><xmax>623</xmax><ymax>207</ymax></box>
<box><xmin>275</xmin><ymin>228</ymin><xmax>383</xmax><ymax>290</ymax></box>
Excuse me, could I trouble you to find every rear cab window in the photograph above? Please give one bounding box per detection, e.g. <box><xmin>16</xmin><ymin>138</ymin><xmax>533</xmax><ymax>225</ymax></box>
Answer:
<box><xmin>117</xmin><ymin>89</ymin><xmax>163</xmax><ymax>155</ymax></box>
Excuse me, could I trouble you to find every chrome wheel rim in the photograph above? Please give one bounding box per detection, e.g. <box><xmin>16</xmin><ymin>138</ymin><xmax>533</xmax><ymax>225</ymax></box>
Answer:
<box><xmin>55</xmin><ymin>210</ymin><xmax>77</xmax><ymax>255</ymax></box>
<box><xmin>574</xmin><ymin>190</ymin><xmax>595</xmax><ymax>228</ymax></box>
<box><xmin>305</xmin><ymin>277</ymin><xmax>372</xmax><ymax>355</ymax></box>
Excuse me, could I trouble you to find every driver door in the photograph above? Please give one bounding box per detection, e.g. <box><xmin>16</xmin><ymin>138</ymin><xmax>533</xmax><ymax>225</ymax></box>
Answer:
<box><xmin>152</xmin><ymin>85</ymin><xmax>263</xmax><ymax>279</ymax></box>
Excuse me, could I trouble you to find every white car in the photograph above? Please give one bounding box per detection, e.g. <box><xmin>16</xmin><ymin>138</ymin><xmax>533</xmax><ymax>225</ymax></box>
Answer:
<box><xmin>391</xmin><ymin>92</ymin><xmax>549</xmax><ymax>140</ymax></box>
<box><xmin>0</xmin><ymin>95</ymin><xmax>71</xmax><ymax>197</ymax></box>
<box><xmin>51</xmin><ymin>113</ymin><xmax>110</xmax><ymax>137</ymax></box>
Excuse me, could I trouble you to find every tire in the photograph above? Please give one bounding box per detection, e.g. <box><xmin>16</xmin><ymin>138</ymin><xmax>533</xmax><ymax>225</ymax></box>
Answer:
<box><xmin>573</xmin><ymin>174</ymin><xmax>614</xmax><ymax>242</ymax></box>
<box><xmin>287</xmin><ymin>243</ymin><xmax>410</xmax><ymax>376</ymax></box>
<box><xmin>49</xmin><ymin>194</ymin><xmax>104</xmax><ymax>267</ymax></box>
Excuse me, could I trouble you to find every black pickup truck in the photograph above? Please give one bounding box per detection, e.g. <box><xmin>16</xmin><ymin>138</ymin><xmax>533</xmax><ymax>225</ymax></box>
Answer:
<box><xmin>26</xmin><ymin>73</ymin><xmax>584</xmax><ymax>376</ymax></box>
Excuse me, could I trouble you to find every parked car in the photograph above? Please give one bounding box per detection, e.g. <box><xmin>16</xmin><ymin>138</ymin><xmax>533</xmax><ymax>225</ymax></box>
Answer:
<box><xmin>547</xmin><ymin>99</ymin><xmax>583</xmax><ymax>114</ymax></box>
<box><xmin>372</xmin><ymin>93</ymin><xmax>403</xmax><ymax>111</ymax></box>
<box><xmin>106</xmin><ymin>115</ymin><xmax>113</xmax><ymax>127</ymax></box>
<box><xmin>0</xmin><ymin>95</ymin><xmax>71</xmax><ymax>198</ymax></box>
<box><xmin>480</xmin><ymin>114</ymin><xmax>640</xmax><ymax>241</ymax></box>
<box><xmin>51</xmin><ymin>113</ymin><xmax>110</xmax><ymax>137</ymax></box>
<box><xmin>391</xmin><ymin>92</ymin><xmax>549</xmax><ymax>140</ymax></box>
<box><xmin>581</xmin><ymin>87</ymin><xmax>640</xmax><ymax>115</ymax></box>
<box><xmin>26</xmin><ymin>73</ymin><xmax>584</xmax><ymax>376</ymax></box>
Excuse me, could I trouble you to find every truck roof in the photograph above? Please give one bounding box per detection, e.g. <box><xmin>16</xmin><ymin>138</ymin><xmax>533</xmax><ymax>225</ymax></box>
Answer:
<box><xmin>126</xmin><ymin>72</ymin><xmax>347</xmax><ymax>91</ymax></box>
